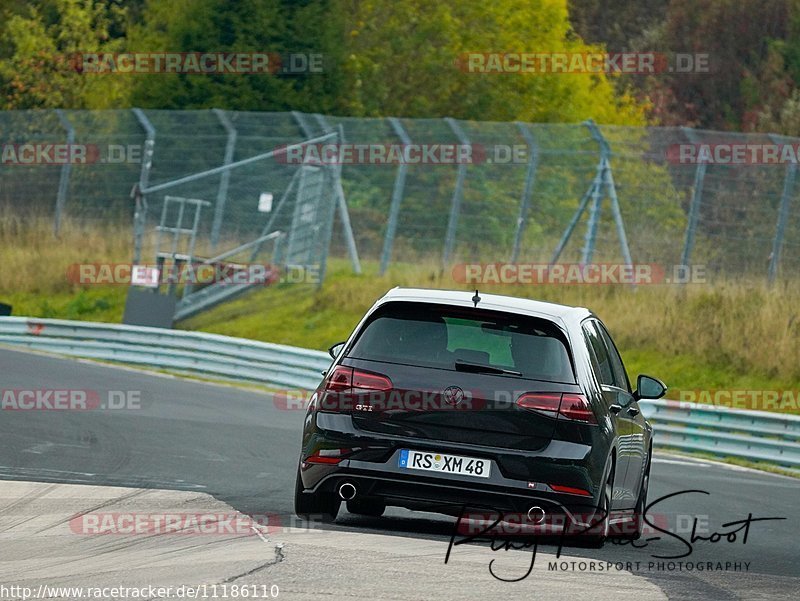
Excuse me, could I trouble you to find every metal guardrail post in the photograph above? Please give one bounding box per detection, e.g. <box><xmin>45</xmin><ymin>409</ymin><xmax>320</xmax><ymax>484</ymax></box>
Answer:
<box><xmin>132</xmin><ymin>108</ymin><xmax>156</xmax><ymax>264</ymax></box>
<box><xmin>443</xmin><ymin>118</ymin><xmax>469</xmax><ymax>268</ymax></box>
<box><xmin>380</xmin><ymin>118</ymin><xmax>411</xmax><ymax>275</ymax></box>
<box><xmin>768</xmin><ymin>134</ymin><xmax>795</xmax><ymax>284</ymax></box>
<box><xmin>510</xmin><ymin>122</ymin><xmax>539</xmax><ymax>263</ymax></box>
<box><xmin>680</xmin><ymin>127</ymin><xmax>706</xmax><ymax>270</ymax></box>
<box><xmin>210</xmin><ymin>108</ymin><xmax>237</xmax><ymax>250</ymax></box>
<box><xmin>54</xmin><ymin>110</ymin><xmax>74</xmax><ymax>235</ymax></box>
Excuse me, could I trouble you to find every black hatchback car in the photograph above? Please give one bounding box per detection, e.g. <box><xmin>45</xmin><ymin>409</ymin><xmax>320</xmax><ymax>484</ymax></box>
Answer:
<box><xmin>294</xmin><ymin>288</ymin><xmax>666</xmax><ymax>544</ymax></box>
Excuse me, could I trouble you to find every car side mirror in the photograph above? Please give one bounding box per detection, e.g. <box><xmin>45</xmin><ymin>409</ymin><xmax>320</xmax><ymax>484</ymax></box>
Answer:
<box><xmin>328</xmin><ymin>342</ymin><xmax>346</xmax><ymax>360</ymax></box>
<box><xmin>634</xmin><ymin>374</ymin><xmax>667</xmax><ymax>400</ymax></box>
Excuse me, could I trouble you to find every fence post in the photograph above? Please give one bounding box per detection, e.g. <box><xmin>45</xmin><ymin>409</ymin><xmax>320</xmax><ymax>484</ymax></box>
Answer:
<box><xmin>680</xmin><ymin>127</ymin><xmax>706</xmax><ymax>270</ymax></box>
<box><xmin>443</xmin><ymin>117</ymin><xmax>469</xmax><ymax>268</ymax></box>
<box><xmin>768</xmin><ymin>134</ymin><xmax>796</xmax><ymax>284</ymax></box>
<box><xmin>589</xmin><ymin>122</ymin><xmax>633</xmax><ymax>268</ymax></box>
<box><xmin>581</xmin><ymin>120</ymin><xmax>610</xmax><ymax>264</ymax></box>
<box><xmin>54</xmin><ymin>110</ymin><xmax>74</xmax><ymax>235</ymax></box>
<box><xmin>132</xmin><ymin>108</ymin><xmax>156</xmax><ymax>264</ymax></box>
<box><xmin>210</xmin><ymin>108</ymin><xmax>237</xmax><ymax>250</ymax></box>
<box><xmin>380</xmin><ymin>117</ymin><xmax>411</xmax><ymax>275</ymax></box>
<box><xmin>550</xmin><ymin>179</ymin><xmax>597</xmax><ymax>264</ymax></box>
<box><xmin>511</xmin><ymin>122</ymin><xmax>539</xmax><ymax>263</ymax></box>
<box><xmin>294</xmin><ymin>112</ymin><xmax>362</xmax><ymax>275</ymax></box>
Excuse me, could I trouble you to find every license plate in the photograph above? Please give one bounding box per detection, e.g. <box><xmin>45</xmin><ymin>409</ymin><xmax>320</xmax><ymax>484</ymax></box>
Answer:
<box><xmin>398</xmin><ymin>449</ymin><xmax>491</xmax><ymax>478</ymax></box>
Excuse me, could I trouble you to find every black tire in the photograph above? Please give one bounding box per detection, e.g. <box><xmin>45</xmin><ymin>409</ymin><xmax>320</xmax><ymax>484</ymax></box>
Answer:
<box><xmin>294</xmin><ymin>467</ymin><xmax>339</xmax><ymax>522</ymax></box>
<box><xmin>346</xmin><ymin>497</ymin><xmax>386</xmax><ymax>517</ymax></box>
<box><xmin>581</xmin><ymin>462</ymin><xmax>613</xmax><ymax>548</ymax></box>
<box><xmin>620</xmin><ymin>448</ymin><xmax>651</xmax><ymax>540</ymax></box>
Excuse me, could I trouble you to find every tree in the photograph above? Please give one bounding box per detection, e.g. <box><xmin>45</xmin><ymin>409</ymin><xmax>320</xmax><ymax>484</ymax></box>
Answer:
<box><xmin>336</xmin><ymin>0</ymin><xmax>645</xmax><ymax>124</ymax></box>
<box><xmin>0</xmin><ymin>0</ymin><xmax>130</xmax><ymax>109</ymax></box>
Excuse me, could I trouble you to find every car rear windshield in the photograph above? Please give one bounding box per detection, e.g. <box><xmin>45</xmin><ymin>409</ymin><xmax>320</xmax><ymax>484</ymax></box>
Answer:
<box><xmin>347</xmin><ymin>301</ymin><xmax>575</xmax><ymax>383</ymax></box>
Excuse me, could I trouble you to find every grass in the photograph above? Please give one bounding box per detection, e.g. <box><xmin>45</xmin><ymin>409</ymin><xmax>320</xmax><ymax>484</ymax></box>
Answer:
<box><xmin>2</xmin><ymin>214</ymin><xmax>799</xmax><ymax>414</ymax></box>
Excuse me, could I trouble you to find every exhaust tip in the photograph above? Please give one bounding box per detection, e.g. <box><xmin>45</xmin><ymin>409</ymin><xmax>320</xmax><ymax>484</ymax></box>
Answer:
<box><xmin>527</xmin><ymin>505</ymin><xmax>546</xmax><ymax>524</ymax></box>
<box><xmin>338</xmin><ymin>482</ymin><xmax>357</xmax><ymax>501</ymax></box>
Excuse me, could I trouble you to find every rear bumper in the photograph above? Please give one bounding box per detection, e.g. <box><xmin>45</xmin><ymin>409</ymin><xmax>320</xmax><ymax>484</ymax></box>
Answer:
<box><xmin>300</xmin><ymin>411</ymin><xmax>609</xmax><ymax>526</ymax></box>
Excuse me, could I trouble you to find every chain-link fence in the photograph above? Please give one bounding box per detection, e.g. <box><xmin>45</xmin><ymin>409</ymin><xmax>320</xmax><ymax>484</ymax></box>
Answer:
<box><xmin>2</xmin><ymin>109</ymin><xmax>799</xmax><ymax>281</ymax></box>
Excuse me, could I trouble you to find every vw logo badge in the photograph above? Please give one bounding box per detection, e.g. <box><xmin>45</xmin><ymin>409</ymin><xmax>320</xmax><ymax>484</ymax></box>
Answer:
<box><xmin>443</xmin><ymin>386</ymin><xmax>464</xmax><ymax>406</ymax></box>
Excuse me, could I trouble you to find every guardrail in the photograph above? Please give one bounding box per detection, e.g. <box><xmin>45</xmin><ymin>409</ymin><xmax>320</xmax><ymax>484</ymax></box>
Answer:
<box><xmin>0</xmin><ymin>317</ymin><xmax>330</xmax><ymax>391</ymax></box>
<box><xmin>1</xmin><ymin>317</ymin><xmax>798</xmax><ymax>471</ymax></box>
<box><xmin>639</xmin><ymin>400</ymin><xmax>800</xmax><ymax>469</ymax></box>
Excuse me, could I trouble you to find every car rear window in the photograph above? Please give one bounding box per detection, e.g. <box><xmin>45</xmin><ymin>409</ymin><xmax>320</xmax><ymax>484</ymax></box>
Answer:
<box><xmin>347</xmin><ymin>302</ymin><xmax>575</xmax><ymax>383</ymax></box>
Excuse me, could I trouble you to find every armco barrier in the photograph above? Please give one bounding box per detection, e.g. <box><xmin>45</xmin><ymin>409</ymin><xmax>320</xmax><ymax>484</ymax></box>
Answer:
<box><xmin>639</xmin><ymin>399</ymin><xmax>800</xmax><ymax>469</ymax></box>
<box><xmin>1</xmin><ymin>317</ymin><xmax>798</xmax><ymax>470</ymax></box>
<box><xmin>0</xmin><ymin>317</ymin><xmax>330</xmax><ymax>391</ymax></box>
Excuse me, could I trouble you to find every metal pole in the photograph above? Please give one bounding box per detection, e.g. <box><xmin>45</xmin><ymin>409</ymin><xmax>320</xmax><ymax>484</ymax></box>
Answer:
<box><xmin>292</xmin><ymin>110</ymin><xmax>317</xmax><ymax>137</ymax></box>
<box><xmin>768</xmin><ymin>134</ymin><xmax>796</xmax><ymax>284</ymax></box>
<box><xmin>132</xmin><ymin>108</ymin><xmax>156</xmax><ymax>264</ymax></box>
<box><xmin>317</xmin><ymin>159</ymin><xmax>340</xmax><ymax>288</ymax></box>
<box><xmin>511</xmin><ymin>122</ymin><xmax>539</xmax><ymax>263</ymax></box>
<box><xmin>550</xmin><ymin>173</ymin><xmax>599</xmax><ymax>264</ymax></box>
<box><xmin>443</xmin><ymin>117</ymin><xmax>469</xmax><ymax>267</ymax></box>
<box><xmin>313</xmin><ymin>113</ymin><xmax>334</xmax><ymax>135</ymax></box>
<box><xmin>581</xmin><ymin>120</ymin><xmax>611</xmax><ymax>264</ymax></box>
<box><xmin>309</xmin><ymin>114</ymin><xmax>362</xmax><ymax>275</ymax></box>
<box><xmin>210</xmin><ymin>108</ymin><xmax>237</xmax><ymax>250</ymax></box>
<box><xmin>380</xmin><ymin>117</ymin><xmax>411</xmax><ymax>275</ymax></box>
<box><xmin>54</xmin><ymin>110</ymin><xmax>74</xmax><ymax>235</ymax></box>
<box><xmin>680</xmin><ymin>127</ymin><xmax>706</xmax><ymax>269</ymax></box>
<box><xmin>588</xmin><ymin>122</ymin><xmax>633</xmax><ymax>268</ymax></box>
<box><xmin>604</xmin><ymin>160</ymin><xmax>634</xmax><ymax>267</ymax></box>
<box><xmin>139</xmin><ymin>131</ymin><xmax>336</xmax><ymax>196</ymax></box>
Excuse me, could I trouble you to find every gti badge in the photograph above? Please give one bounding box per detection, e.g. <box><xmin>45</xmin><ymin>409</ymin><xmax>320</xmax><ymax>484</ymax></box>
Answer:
<box><xmin>443</xmin><ymin>386</ymin><xmax>464</xmax><ymax>406</ymax></box>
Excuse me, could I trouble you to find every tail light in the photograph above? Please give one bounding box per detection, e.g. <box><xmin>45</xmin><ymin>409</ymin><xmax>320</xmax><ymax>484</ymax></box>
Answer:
<box><xmin>323</xmin><ymin>366</ymin><xmax>392</xmax><ymax>395</ymax></box>
<box><xmin>558</xmin><ymin>393</ymin><xmax>596</xmax><ymax>423</ymax></box>
<box><xmin>516</xmin><ymin>392</ymin><xmax>596</xmax><ymax>424</ymax></box>
<box><xmin>515</xmin><ymin>393</ymin><xmax>561</xmax><ymax>415</ymax></box>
